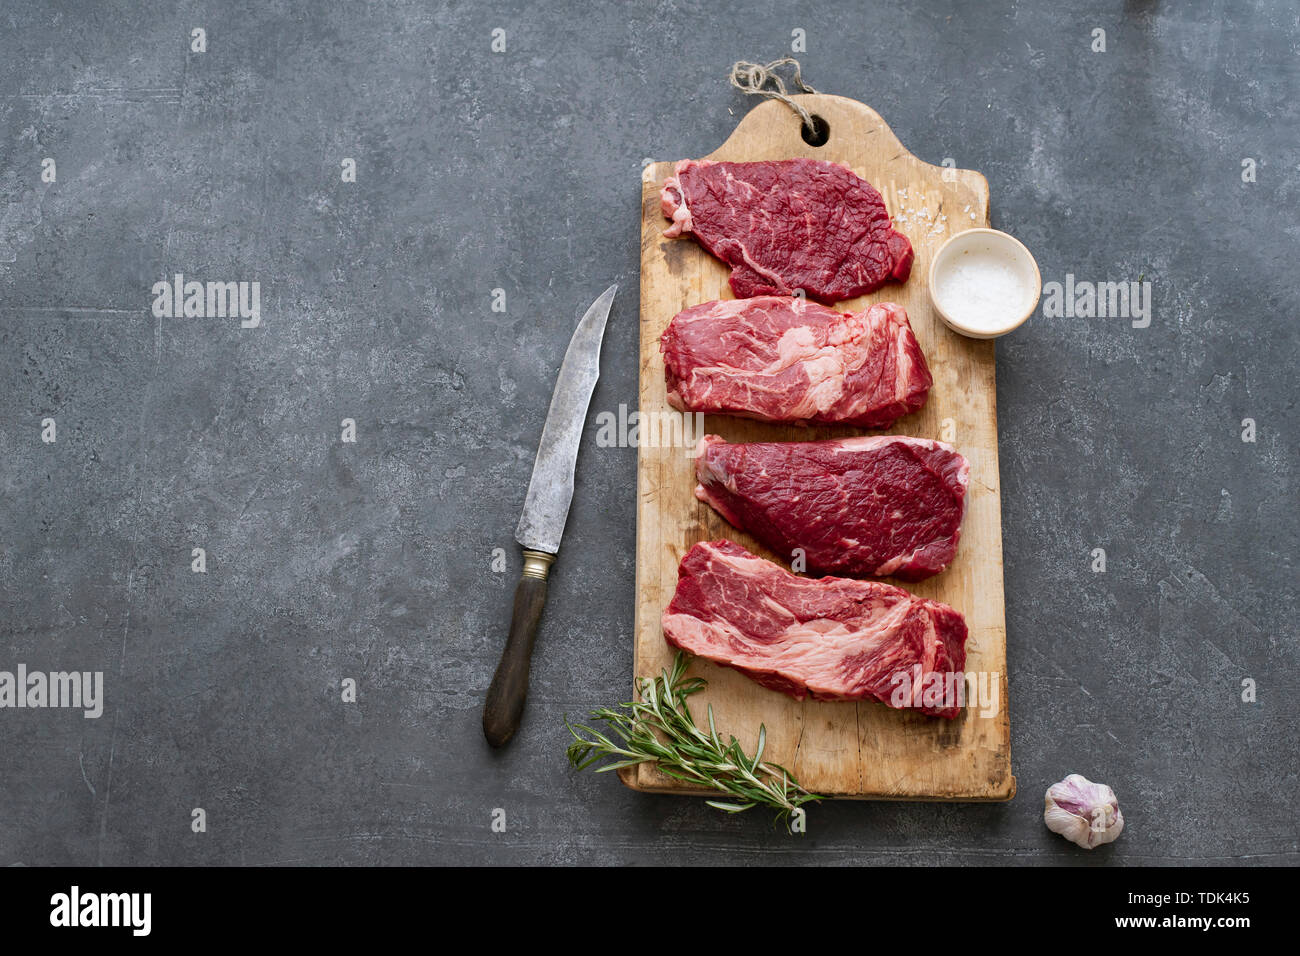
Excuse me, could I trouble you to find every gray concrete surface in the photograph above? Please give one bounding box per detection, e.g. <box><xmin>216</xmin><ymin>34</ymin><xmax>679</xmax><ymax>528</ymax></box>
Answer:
<box><xmin>1</xmin><ymin>1</ymin><xmax>1296</xmax><ymax>866</ymax></box>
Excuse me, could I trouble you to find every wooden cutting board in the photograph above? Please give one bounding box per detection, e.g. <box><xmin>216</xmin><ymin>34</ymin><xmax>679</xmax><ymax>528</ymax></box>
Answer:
<box><xmin>622</xmin><ymin>94</ymin><xmax>1014</xmax><ymax>801</ymax></box>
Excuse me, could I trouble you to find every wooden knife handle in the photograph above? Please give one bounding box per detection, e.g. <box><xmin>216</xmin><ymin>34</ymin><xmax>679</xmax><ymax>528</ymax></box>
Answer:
<box><xmin>482</xmin><ymin>549</ymin><xmax>556</xmax><ymax>748</ymax></box>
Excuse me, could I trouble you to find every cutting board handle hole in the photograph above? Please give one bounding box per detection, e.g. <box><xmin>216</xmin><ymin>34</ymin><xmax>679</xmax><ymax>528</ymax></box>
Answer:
<box><xmin>800</xmin><ymin>115</ymin><xmax>830</xmax><ymax>147</ymax></box>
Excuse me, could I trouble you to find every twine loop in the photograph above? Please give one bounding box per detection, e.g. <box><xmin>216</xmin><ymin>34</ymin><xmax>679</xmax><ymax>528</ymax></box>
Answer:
<box><xmin>728</xmin><ymin>58</ymin><xmax>819</xmax><ymax>131</ymax></box>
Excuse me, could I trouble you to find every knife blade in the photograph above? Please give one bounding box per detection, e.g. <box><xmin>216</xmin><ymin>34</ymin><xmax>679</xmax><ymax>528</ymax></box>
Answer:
<box><xmin>482</xmin><ymin>283</ymin><xmax>617</xmax><ymax>748</ymax></box>
<box><xmin>514</xmin><ymin>283</ymin><xmax>617</xmax><ymax>553</ymax></box>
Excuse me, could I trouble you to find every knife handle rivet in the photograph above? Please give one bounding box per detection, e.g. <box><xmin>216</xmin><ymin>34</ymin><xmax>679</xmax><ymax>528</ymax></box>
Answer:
<box><xmin>520</xmin><ymin>549</ymin><xmax>556</xmax><ymax>580</ymax></box>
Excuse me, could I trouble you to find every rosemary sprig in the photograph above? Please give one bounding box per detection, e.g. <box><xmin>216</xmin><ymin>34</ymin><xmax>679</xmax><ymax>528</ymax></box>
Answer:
<box><xmin>565</xmin><ymin>652</ymin><xmax>822</xmax><ymax>829</ymax></box>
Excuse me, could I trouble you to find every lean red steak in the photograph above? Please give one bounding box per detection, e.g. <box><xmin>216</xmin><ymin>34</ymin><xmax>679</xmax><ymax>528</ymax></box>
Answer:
<box><xmin>695</xmin><ymin>434</ymin><xmax>969</xmax><ymax>581</ymax></box>
<box><xmin>662</xmin><ymin>541</ymin><xmax>968</xmax><ymax>718</ymax></box>
<box><xmin>660</xmin><ymin>296</ymin><xmax>931</xmax><ymax>428</ymax></box>
<box><xmin>661</xmin><ymin>158</ymin><xmax>913</xmax><ymax>302</ymax></box>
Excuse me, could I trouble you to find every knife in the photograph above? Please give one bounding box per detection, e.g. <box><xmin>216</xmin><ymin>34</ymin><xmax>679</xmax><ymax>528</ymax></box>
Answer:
<box><xmin>482</xmin><ymin>283</ymin><xmax>618</xmax><ymax>748</ymax></box>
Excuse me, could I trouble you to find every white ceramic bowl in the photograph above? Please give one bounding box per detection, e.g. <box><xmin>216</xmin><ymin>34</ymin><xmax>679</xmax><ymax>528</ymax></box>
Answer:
<box><xmin>928</xmin><ymin>228</ymin><xmax>1041</xmax><ymax>339</ymax></box>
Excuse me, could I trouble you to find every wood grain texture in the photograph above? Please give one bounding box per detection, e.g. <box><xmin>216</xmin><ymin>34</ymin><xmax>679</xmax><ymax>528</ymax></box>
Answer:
<box><xmin>621</xmin><ymin>94</ymin><xmax>1014</xmax><ymax>801</ymax></box>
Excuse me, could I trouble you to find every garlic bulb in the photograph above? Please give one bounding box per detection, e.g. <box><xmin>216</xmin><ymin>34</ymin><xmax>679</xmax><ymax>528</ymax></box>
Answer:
<box><xmin>1044</xmin><ymin>774</ymin><xmax>1124</xmax><ymax>849</ymax></box>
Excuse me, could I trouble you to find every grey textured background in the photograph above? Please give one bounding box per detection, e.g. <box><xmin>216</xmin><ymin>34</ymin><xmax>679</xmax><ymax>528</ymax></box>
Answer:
<box><xmin>1</xmin><ymin>1</ymin><xmax>1296</xmax><ymax>866</ymax></box>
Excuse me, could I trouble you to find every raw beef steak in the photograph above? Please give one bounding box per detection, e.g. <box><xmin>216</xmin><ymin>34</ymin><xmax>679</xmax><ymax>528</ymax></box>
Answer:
<box><xmin>660</xmin><ymin>296</ymin><xmax>931</xmax><ymax>428</ymax></box>
<box><xmin>661</xmin><ymin>158</ymin><xmax>913</xmax><ymax>302</ymax></box>
<box><xmin>695</xmin><ymin>434</ymin><xmax>969</xmax><ymax>581</ymax></box>
<box><xmin>662</xmin><ymin>541</ymin><xmax>968</xmax><ymax>718</ymax></box>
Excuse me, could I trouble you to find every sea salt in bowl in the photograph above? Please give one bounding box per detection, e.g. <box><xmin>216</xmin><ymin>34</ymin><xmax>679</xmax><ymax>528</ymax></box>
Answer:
<box><xmin>928</xmin><ymin>228</ymin><xmax>1041</xmax><ymax>339</ymax></box>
